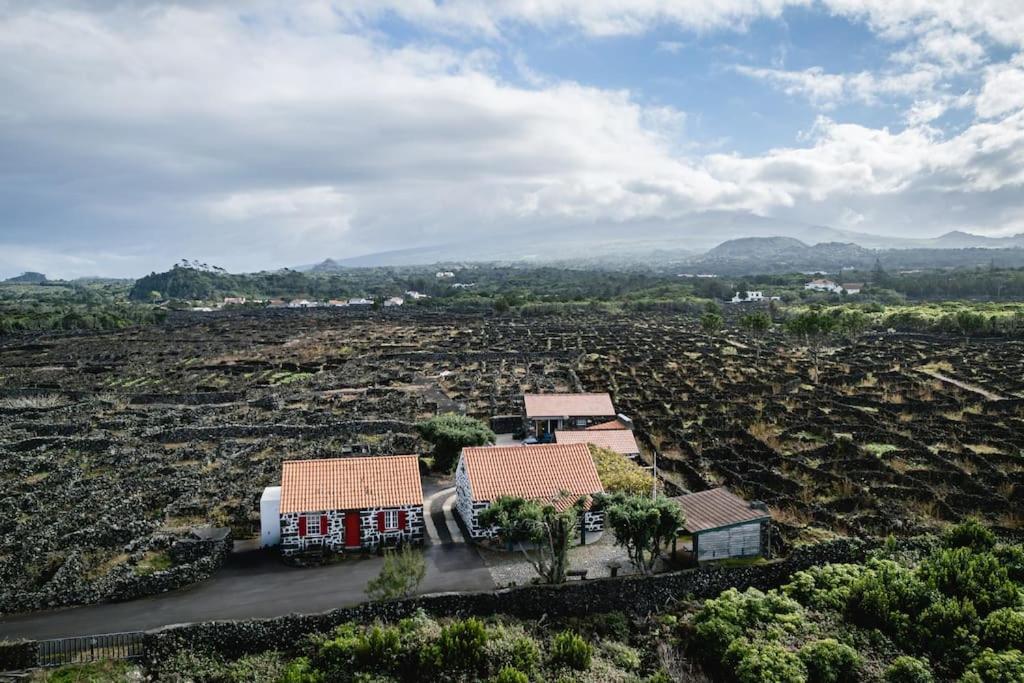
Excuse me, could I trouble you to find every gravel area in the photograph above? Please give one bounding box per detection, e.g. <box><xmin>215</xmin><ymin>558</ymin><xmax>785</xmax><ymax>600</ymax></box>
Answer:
<box><xmin>480</xmin><ymin>533</ymin><xmax>669</xmax><ymax>587</ymax></box>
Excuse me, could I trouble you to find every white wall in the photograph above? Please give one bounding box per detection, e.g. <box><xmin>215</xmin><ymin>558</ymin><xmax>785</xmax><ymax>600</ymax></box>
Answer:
<box><xmin>260</xmin><ymin>486</ymin><xmax>282</xmax><ymax>547</ymax></box>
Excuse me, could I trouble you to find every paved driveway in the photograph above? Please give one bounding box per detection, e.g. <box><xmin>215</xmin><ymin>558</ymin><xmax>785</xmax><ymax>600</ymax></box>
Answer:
<box><xmin>0</xmin><ymin>544</ymin><xmax>492</xmax><ymax>640</ymax></box>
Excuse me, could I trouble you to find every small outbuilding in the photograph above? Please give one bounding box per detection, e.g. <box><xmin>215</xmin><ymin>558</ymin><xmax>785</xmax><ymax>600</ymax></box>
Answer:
<box><xmin>456</xmin><ymin>443</ymin><xmax>605</xmax><ymax>542</ymax></box>
<box><xmin>523</xmin><ymin>392</ymin><xmax>616</xmax><ymax>438</ymax></box>
<box><xmin>260</xmin><ymin>486</ymin><xmax>282</xmax><ymax>548</ymax></box>
<box><xmin>670</xmin><ymin>488</ymin><xmax>771</xmax><ymax>563</ymax></box>
<box><xmin>276</xmin><ymin>455</ymin><xmax>424</xmax><ymax>556</ymax></box>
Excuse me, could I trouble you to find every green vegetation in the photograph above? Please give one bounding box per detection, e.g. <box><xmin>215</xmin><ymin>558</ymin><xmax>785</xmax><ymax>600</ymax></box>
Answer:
<box><xmin>0</xmin><ymin>280</ymin><xmax>165</xmax><ymax>334</ymax></box>
<box><xmin>415</xmin><ymin>413</ymin><xmax>495</xmax><ymax>472</ymax></box>
<box><xmin>366</xmin><ymin>546</ymin><xmax>426</xmax><ymax>601</ymax></box>
<box><xmin>595</xmin><ymin>492</ymin><xmax>683</xmax><ymax>575</ymax></box>
<box><xmin>588</xmin><ymin>444</ymin><xmax>654</xmax><ymax>496</ymax></box>
<box><xmin>477</xmin><ymin>496</ymin><xmax>581</xmax><ymax>584</ymax></box>
<box><xmin>686</xmin><ymin>521</ymin><xmax>1024</xmax><ymax>681</ymax></box>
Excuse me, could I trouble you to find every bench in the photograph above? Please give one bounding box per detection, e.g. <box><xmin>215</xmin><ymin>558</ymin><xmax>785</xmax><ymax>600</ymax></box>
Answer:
<box><xmin>566</xmin><ymin>569</ymin><xmax>588</xmax><ymax>580</ymax></box>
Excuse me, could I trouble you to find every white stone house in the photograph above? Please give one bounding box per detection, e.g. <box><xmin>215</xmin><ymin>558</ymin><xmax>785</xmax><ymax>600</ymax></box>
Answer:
<box><xmin>275</xmin><ymin>455</ymin><xmax>424</xmax><ymax>556</ymax></box>
<box><xmin>670</xmin><ymin>488</ymin><xmax>771</xmax><ymax>563</ymax></box>
<box><xmin>729</xmin><ymin>290</ymin><xmax>765</xmax><ymax>303</ymax></box>
<box><xmin>841</xmin><ymin>283</ymin><xmax>864</xmax><ymax>295</ymax></box>
<box><xmin>804</xmin><ymin>279</ymin><xmax>843</xmax><ymax>293</ymax></box>
<box><xmin>456</xmin><ymin>443</ymin><xmax>605</xmax><ymax>543</ymax></box>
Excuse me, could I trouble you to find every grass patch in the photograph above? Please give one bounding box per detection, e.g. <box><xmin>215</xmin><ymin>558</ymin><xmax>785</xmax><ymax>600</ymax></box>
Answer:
<box><xmin>35</xmin><ymin>660</ymin><xmax>135</xmax><ymax>682</ymax></box>
<box><xmin>135</xmin><ymin>550</ymin><xmax>173</xmax><ymax>575</ymax></box>
<box><xmin>863</xmin><ymin>443</ymin><xmax>900</xmax><ymax>457</ymax></box>
<box><xmin>269</xmin><ymin>371</ymin><xmax>313</xmax><ymax>385</ymax></box>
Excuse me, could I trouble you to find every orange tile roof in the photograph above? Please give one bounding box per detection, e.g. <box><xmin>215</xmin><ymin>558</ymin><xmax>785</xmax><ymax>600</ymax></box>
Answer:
<box><xmin>670</xmin><ymin>488</ymin><xmax>770</xmax><ymax>533</ymax></box>
<box><xmin>280</xmin><ymin>455</ymin><xmax>423</xmax><ymax>514</ymax></box>
<box><xmin>523</xmin><ymin>393</ymin><xmax>615</xmax><ymax>418</ymax></box>
<box><xmin>555</xmin><ymin>429</ymin><xmax>640</xmax><ymax>455</ymax></box>
<box><xmin>461</xmin><ymin>443</ymin><xmax>604</xmax><ymax>510</ymax></box>
<box><xmin>587</xmin><ymin>418</ymin><xmax>630</xmax><ymax>431</ymax></box>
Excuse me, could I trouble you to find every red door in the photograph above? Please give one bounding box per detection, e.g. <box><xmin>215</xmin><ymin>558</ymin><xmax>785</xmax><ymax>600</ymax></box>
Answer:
<box><xmin>344</xmin><ymin>512</ymin><xmax>361</xmax><ymax>549</ymax></box>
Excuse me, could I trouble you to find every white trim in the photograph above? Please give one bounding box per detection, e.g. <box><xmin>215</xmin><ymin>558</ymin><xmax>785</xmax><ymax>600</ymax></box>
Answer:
<box><xmin>383</xmin><ymin>509</ymin><xmax>399</xmax><ymax>531</ymax></box>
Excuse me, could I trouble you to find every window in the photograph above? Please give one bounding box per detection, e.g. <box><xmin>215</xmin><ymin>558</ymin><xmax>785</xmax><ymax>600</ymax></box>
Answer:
<box><xmin>575</xmin><ymin>418</ymin><xmax>587</xmax><ymax>427</ymax></box>
<box><xmin>384</xmin><ymin>509</ymin><xmax>399</xmax><ymax>531</ymax></box>
<box><xmin>305</xmin><ymin>514</ymin><xmax>321</xmax><ymax>535</ymax></box>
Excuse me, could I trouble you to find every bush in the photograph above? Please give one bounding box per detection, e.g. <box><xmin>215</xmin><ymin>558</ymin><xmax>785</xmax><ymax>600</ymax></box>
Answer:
<box><xmin>944</xmin><ymin>520</ymin><xmax>997</xmax><ymax>551</ymax></box>
<box><xmin>491</xmin><ymin>667</ymin><xmax>529</xmax><ymax>683</ymax></box>
<box><xmin>280</xmin><ymin>657</ymin><xmax>323</xmax><ymax>683</ymax></box>
<box><xmin>354</xmin><ymin>625</ymin><xmax>403</xmax><ymax>672</ymax></box>
<box><xmin>483</xmin><ymin>623</ymin><xmax>540</xmax><ymax>675</ymax></box>
<box><xmin>550</xmin><ymin>630</ymin><xmax>593</xmax><ymax>671</ymax></box>
<box><xmin>725</xmin><ymin>638</ymin><xmax>807</xmax><ymax>683</ymax></box>
<box><xmin>917</xmin><ymin>597</ymin><xmax>980</xmax><ymax>670</ymax></box>
<box><xmin>884</xmin><ymin>656</ymin><xmax>934</xmax><ymax>683</ymax></box>
<box><xmin>961</xmin><ymin>648</ymin><xmax>1024</xmax><ymax>682</ymax></box>
<box><xmin>993</xmin><ymin>545</ymin><xmax>1024</xmax><ymax>583</ymax></box>
<box><xmin>982</xmin><ymin>608</ymin><xmax>1024</xmax><ymax>651</ymax></box>
<box><xmin>602</xmin><ymin>640</ymin><xmax>642</xmax><ymax>671</ymax></box>
<box><xmin>798</xmin><ymin>639</ymin><xmax>861</xmax><ymax>683</ymax></box>
<box><xmin>918</xmin><ymin>548</ymin><xmax>1020</xmax><ymax>616</ymax></box>
<box><xmin>692</xmin><ymin>588</ymin><xmax>804</xmax><ymax>660</ymax></box>
<box><xmin>784</xmin><ymin>563</ymin><xmax>869</xmax><ymax>611</ymax></box>
<box><xmin>366</xmin><ymin>546</ymin><xmax>426</xmax><ymax>601</ymax></box>
<box><xmin>847</xmin><ymin>559</ymin><xmax>931</xmax><ymax>642</ymax></box>
<box><xmin>415</xmin><ymin>414</ymin><xmax>495</xmax><ymax>472</ymax></box>
<box><xmin>429</xmin><ymin>618</ymin><xmax>488</xmax><ymax>674</ymax></box>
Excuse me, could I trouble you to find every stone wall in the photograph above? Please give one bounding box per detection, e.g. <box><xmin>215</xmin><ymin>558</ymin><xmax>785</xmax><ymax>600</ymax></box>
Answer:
<box><xmin>142</xmin><ymin>538</ymin><xmax>871</xmax><ymax>666</ymax></box>
<box><xmin>281</xmin><ymin>506</ymin><xmax>424</xmax><ymax>556</ymax></box>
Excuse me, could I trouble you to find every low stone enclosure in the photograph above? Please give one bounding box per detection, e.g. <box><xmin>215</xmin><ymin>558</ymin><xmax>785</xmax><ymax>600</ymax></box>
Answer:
<box><xmin>0</xmin><ymin>538</ymin><xmax>872</xmax><ymax>672</ymax></box>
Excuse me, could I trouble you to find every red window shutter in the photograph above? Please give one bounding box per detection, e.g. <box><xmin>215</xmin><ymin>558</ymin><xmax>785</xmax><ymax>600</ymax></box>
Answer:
<box><xmin>321</xmin><ymin>515</ymin><xmax>329</xmax><ymax>536</ymax></box>
<box><xmin>298</xmin><ymin>516</ymin><xmax>307</xmax><ymax>538</ymax></box>
<box><xmin>377</xmin><ymin>511</ymin><xmax>385</xmax><ymax>532</ymax></box>
<box><xmin>398</xmin><ymin>511</ymin><xmax>407</xmax><ymax>530</ymax></box>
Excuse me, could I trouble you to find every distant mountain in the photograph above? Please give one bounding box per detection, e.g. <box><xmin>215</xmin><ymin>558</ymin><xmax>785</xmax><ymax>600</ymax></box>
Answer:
<box><xmin>3</xmin><ymin>271</ymin><xmax>47</xmax><ymax>284</ymax></box>
<box><xmin>923</xmin><ymin>231</ymin><xmax>1024</xmax><ymax>249</ymax></box>
<box><xmin>702</xmin><ymin>237</ymin><xmax>872</xmax><ymax>265</ymax></box>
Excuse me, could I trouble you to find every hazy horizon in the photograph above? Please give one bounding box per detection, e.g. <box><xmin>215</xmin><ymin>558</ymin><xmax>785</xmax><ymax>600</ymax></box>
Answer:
<box><xmin>2</xmin><ymin>1</ymin><xmax>1024</xmax><ymax>279</ymax></box>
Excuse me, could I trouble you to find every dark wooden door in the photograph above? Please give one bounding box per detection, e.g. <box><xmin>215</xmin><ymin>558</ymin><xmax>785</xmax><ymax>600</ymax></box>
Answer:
<box><xmin>344</xmin><ymin>512</ymin><xmax>361</xmax><ymax>548</ymax></box>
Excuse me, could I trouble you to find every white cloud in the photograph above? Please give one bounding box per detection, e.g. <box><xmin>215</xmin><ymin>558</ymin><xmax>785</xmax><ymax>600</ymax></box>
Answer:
<box><xmin>0</xmin><ymin>1</ymin><xmax>1023</xmax><ymax>275</ymax></box>
<box><xmin>976</xmin><ymin>54</ymin><xmax>1024</xmax><ymax>119</ymax></box>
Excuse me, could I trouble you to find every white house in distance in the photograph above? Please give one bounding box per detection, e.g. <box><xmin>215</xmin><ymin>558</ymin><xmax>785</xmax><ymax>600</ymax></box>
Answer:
<box><xmin>523</xmin><ymin>392</ymin><xmax>617</xmax><ymax>438</ymax></box>
<box><xmin>670</xmin><ymin>488</ymin><xmax>771</xmax><ymax>563</ymax></box>
<box><xmin>266</xmin><ymin>455</ymin><xmax>424</xmax><ymax>556</ymax></box>
<box><xmin>804</xmin><ymin>279</ymin><xmax>843</xmax><ymax>293</ymax></box>
<box><xmin>384</xmin><ymin>296</ymin><xmax>405</xmax><ymax>307</ymax></box>
<box><xmin>456</xmin><ymin>443</ymin><xmax>605</xmax><ymax>541</ymax></box>
<box><xmin>841</xmin><ymin>282</ymin><xmax>864</xmax><ymax>295</ymax></box>
<box><xmin>436</xmin><ymin>271</ymin><xmax>455</xmax><ymax>279</ymax></box>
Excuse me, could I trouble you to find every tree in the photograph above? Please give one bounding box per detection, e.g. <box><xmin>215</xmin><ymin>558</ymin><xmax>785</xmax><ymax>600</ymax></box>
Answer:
<box><xmin>785</xmin><ymin>310</ymin><xmax>836</xmax><ymax>379</ymax></box>
<box><xmin>595</xmin><ymin>492</ymin><xmax>683</xmax><ymax>575</ymax></box>
<box><xmin>837</xmin><ymin>310</ymin><xmax>869</xmax><ymax>343</ymax></box>
<box><xmin>366</xmin><ymin>545</ymin><xmax>426</xmax><ymax>601</ymax></box>
<box><xmin>416</xmin><ymin>413</ymin><xmax>495</xmax><ymax>472</ymax></box>
<box><xmin>739</xmin><ymin>311</ymin><xmax>772</xmax><ymax>362</ymax></box>
<box><xmin>589</xmin><ymin>444</ymin><xmax>654</xmax><ymax>497</ymax></box>
<box><xmin>477</xmin><ymin>495</ymin><xmax>580</xmax><ymax>584</ymax></box>
<box><xmin>700</xmin><ymin>312</ymin><xmax>724</xmax><ymax>339</ymax></box>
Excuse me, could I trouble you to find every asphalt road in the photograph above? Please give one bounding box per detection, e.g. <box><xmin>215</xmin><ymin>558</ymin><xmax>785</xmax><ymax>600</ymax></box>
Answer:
<box><xmin>0</xmin><ymin>544</ymin><xmax>493</xmax><ymax>640</ymax></box>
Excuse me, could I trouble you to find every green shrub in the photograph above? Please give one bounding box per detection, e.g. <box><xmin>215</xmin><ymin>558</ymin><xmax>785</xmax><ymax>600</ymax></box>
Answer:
<box><xmin>784</xmin><ymin>564</ymin><xmax>869</xmax><ymax>611</ymax></box>
<box><xmin>847</xmin><ymin>559</ymin><xmax>931</xmax><ymax>642</ymax></box>
<box><xmin>725</xmin><ymin>638</ymin><xmax>807</xmax><ymax>683</ymax></box>
<box><xmin>917</xmin><ymin>597</ymin><xmax>981</xmax><ymax>669</ymax></box>
<box><xmin>602</xmin><ymin>640</ymin><xmax>642</xmax><ymax>671</ymax></box>
<box><xmin>960</xmin><ymin>648</ymin><xmax>1024</xmax><ymax>682</ymax></box>
<box><xmin>798</xmin><ymin>639</ymin><xmax>861</xmax><ymax>683</ymax></box>
<box><xmin>943</xmin><ymin>519</ymin><xmax>997</xmax><ymax>552</ymax></box>
<box><xmin>982</xmin><ymin>608</ymin><xmax>1024</xmax><ymax>651</ymax></box>
<box><xmin>883</xmin><ymin>656</ymin><xmax>934</xmax><ymax>683</ymax></box>
<box><xmin>490</xmin><ymin>667</ymin><xmax>529</xmax><ymax>683</ymax></box>
<box><xmin>550</xmin><ymin>630</ymin><xmax>593</xmax><ymax>671</ymax></box>
<box><xmin>222</xmin><ymin>651</ymin><xmax>290</xmax><ymax>682</ymax></box>
<box><xmin>430</xmin><ymin>618</ymin><xmax>488</xmax><ymax>674</ymax></box>
<box><xmin>692</xmin><ymin>588</ymin><xmax>804</xmax><ymax>660</ymax></box>
<box><xmin>919</xmin><ymin>548</ymin><xmax>1020</xmax><ymax>616</ymax></box>
<box><xmin>280</xmin><ymin>657</ymin><xmax>323</xmax><ymax>683</ymax></box>
<box><xmin>483</xmin><ymin>624</ymin><xmax>541</xmax><ymax>675</ymax></box>
<box><xmin>317</xmin><ymin>624</ymin><xmax>361</xmax><ymax>675</ymax></box>
<box><xmin>993</xmin><ymin>545</ymin><xmax>1024</xmax><ymax>583</ymax></box>
<box><xmin>354</xmin><ymin>625</ymin><xmax>403</xmax><ymax>672</ymax></box>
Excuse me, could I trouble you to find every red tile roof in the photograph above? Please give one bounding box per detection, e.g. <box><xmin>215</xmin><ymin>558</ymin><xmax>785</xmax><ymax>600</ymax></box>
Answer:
<box><xmin>555</xmin><ymin>429</ymin><xmax>640</xmax><ymax>456</ymax></box>
<box><xmin>587</xmin><ymin>418</ymin><xmax>629</xmax><ymax>430</ymax></box>
<box><xmin>523</xmin><ymin>393</ymin><xmax>615</xmax><ymax>418</ymax></box>
<box><xmin>461</xmin><ymin>443</ymin><xmax>603</xmax><ymax>510</ymax></box>
<box><xmin>280</xmin><ymin>455</ymin><xmax>423</xmax><ymax>514</ymax></box>
<box><xmin>670</xmin><ymin>488</ymin><xmax>770</xmax><ymax>533</ymax></box>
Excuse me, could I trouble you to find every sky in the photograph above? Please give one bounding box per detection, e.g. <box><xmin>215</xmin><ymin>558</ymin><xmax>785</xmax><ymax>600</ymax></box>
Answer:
<box><xmin>1</xmin><ymin>1</ymin><xmax>1024</xmax><ymax>278</ymax></box>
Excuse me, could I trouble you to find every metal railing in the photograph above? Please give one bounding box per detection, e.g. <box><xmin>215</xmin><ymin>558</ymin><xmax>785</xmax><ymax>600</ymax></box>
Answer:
<box><xmin>36</xmin><ymin>631</ymin><xmax>144</xmax><ymax>668</ymax></box>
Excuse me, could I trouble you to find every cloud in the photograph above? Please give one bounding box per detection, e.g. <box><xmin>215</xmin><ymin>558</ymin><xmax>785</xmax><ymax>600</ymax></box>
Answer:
<box><xmin>976</xmin><ymin>54</ymin><xmax>1024</xmax><ymax>119</ymax></box>
<box><xmin>0</xmin><ymin>1</ymin><xmax>1023</xmax><ymax>276</ymax></box>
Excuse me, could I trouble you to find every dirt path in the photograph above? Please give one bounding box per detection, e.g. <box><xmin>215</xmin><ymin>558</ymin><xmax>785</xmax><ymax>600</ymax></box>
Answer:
<box><xmin>918</xmin><ymin>369</ymin><xmax>1007</xmax><ymax>401</ymax></box>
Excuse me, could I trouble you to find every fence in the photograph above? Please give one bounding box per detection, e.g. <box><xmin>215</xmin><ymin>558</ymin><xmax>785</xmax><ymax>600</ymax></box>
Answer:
<box><xmin>36</xmin><ymin>632</ymin><xmax>144</xmax><ymax>668</ymax></box>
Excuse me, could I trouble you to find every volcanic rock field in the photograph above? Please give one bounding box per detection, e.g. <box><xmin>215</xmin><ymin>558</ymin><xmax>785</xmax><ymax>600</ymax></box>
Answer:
<box><xmin>2</xmin><ymin>308</ymin><xmax>1023</xmax><ymax>612</ymax></box>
